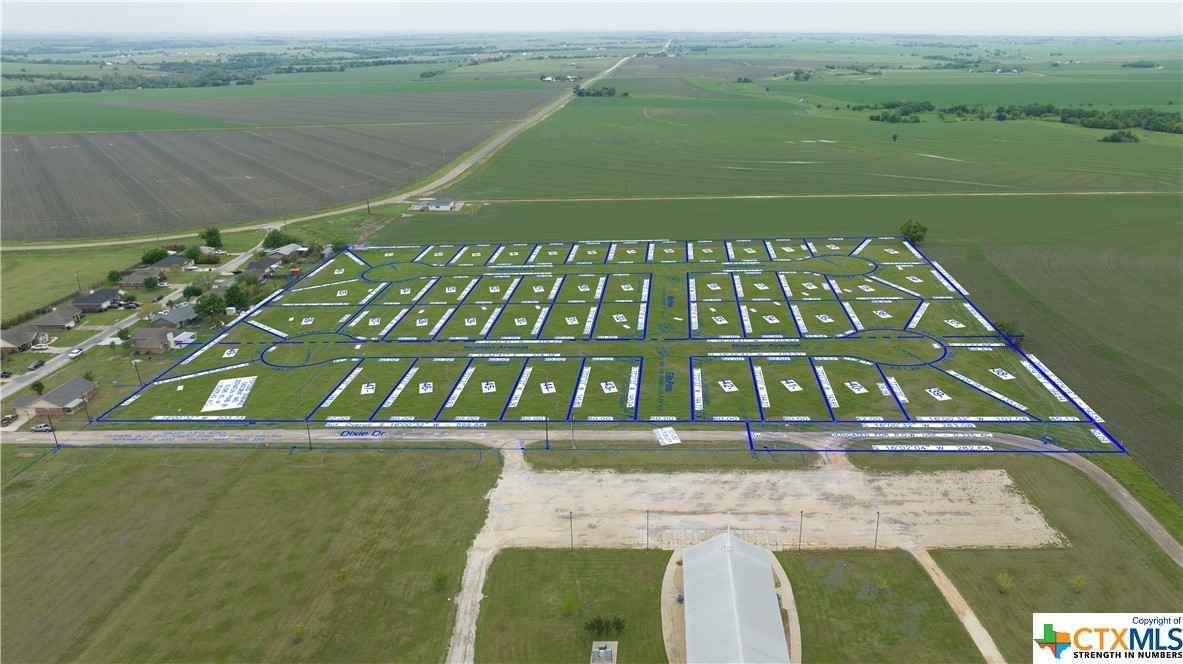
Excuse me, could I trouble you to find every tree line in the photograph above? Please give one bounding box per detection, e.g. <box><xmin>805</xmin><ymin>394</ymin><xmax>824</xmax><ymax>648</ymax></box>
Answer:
<box><xmin>854</xmin><ymin>98</ymin><xmax>1181</xmax><ymax>133</ymax></box>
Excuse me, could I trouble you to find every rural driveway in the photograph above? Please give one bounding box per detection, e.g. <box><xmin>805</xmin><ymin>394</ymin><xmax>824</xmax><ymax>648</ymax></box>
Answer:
<box><xmin>5</xmin><ymin>57</ymin><xmax>633</xmax><ymax>252</ymax></box>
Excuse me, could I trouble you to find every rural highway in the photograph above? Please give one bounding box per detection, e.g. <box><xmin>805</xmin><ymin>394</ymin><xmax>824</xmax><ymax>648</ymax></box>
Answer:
<box><xmin>5</xmin><ymin>55</ymin><xmax>633</xmax><ymax>253</ymax></box>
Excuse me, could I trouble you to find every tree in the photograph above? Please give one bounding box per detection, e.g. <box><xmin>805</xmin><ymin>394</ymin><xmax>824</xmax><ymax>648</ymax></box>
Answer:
<box><xmin>107</xmin><ymin>270</ymin><xmax>123</xmax><ymax>284</ymax></box>
<box><xmin>141</xmin><ymin>248</ymin><xmax>168</xmax><ymax>265</ymax></box>
<box><xmin>123</xmin><ymin>293</ymin><xmax>137</xmax><ymax>302</ymax></box>
<box><xmin>584</xmin><ymin>616</ymin><xmax>608</xmax><ymax>636</ymax></box>
<box><xmin>83</xmin><ymin>370</ymin><xmax>97</xmax><ymax>382</ymax></box>
<box><xmin>1070</xmin><ymin>573</ymin><xmax>1088</xmax><ymax>594</ymax></box>
<box><xmin>143</xmin><ymin>276</ymin><xmax>159</xmax><ymax>290</ymax></box>
<box><xmin>900</xmin><ymin>218</ymin><xmax>928</xmax><ymax>244</ymax></box>
<box><xmin>263</xmin><ymin>228</ymin><xmax>299</xmax><ymax>250</ymax></box>
<box><xmin>194</xmin><ymin>293</ymin><xmax>226</xmax><ymax>319</ymax></box>
<box><xmin>994</xmin><ymin>320</ymin><xmax>1024</xmax><ymax>347</ymax></box>
<box><xmin>432</xmin><ymin>570</ymin><xmax>449</xmax><ymax>592</ymax></box>
<box><xmin>223</xmin><ymin>283</ymin><xmax>249</xmax><ymax>310</ymax></box>
<box><xmin>30</xmin><ymin>381</ymin><xmax>44</xmax><ymax>395</ymax></box>
<box><xmin>995</xmin><ymin>571</ymin><xmax>1014</xmax><ymax>594</ymax></box>
<box><xmin>287</xmin><ymin>623</ymin><xmax>307</xmax><ymax>644</ymax></box>
<box><xmin>560</xmin><ymin>590</ymin><xmax>581</xmax><ymax>615</ymax></box>
<box><xmin>116</xmin><ymin>328</ymin><xmax>132</xmax><ymax>341</ymax></box>
<box><xmin>892</xmin><ymin>133</ymin><xmax>899</xmax><ymax>141</ymax></box>
<box><xmin>610</xmin><ymin>616</ymin><xmax>626</xmax><ymax>635</ymax></box>
<box><xmin>182</xmin><ymin>285</ymin><xmax>204</xmax><ymax>299</ymax></box>
<box><xmin>199</xmin><ymin>226</ymin><xmax>223</xmax><ymax>249</ymax></box>
<box><xmin>183</xmin><ymin>245</ymin><xmax>202</xmax><ymax>260</ymax></box>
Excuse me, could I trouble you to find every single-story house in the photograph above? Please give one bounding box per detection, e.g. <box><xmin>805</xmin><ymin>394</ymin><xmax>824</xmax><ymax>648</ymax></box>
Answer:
<box><xmin>119</xmin><ymin>268</ymin><xmax>168</xmax><ymax>289</ymax></box>
<box><xmin>131</xmin><ymin>327</ymin><xmax>176</xmax><ymax>354</ymax></box>
<box><xmin>149</xmin><ymin>307</ymin><xmax>200</xmax><ymax>329</ymax></box>
<box><xmin>11</xmin><ymin>376</ymin><xmax>99</xmax><ymax>416</ymax></box>
<box><xmin>32</xmin><ymin>305</ymin><xmax>82</xmax><ymax>331</ymax></box>
<box><xmin>150</xmin><ymin>255</ymin><xmax>195</xmax><ymax>272</ymax></box>
<box><xmin>0</xmin><ymin>325</ymin><xmax>50</xmax><ymax>354</ymax></box>
<box><xmin>428</xmin><ymin>197</ymin><xmax>458</xmax><ymax>211</ymax></box>
<box><xmin>266</xmin><ymin>243</ymin><xmax>307</xmax><ymax>260</ymax></box>
<box><xmin>247</xmin><ymin>257</ymin><xmax>281</xmax><ymax>272</ymax></box>
<box><xmin>73</xmin><ymin>288</ymin><xmax>122</xmax><ymax>313</ymax></box>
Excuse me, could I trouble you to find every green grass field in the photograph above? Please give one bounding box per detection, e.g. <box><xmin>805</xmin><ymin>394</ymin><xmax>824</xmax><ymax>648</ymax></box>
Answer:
<box><xmin>777</xmin><ymin>550</ymin><xmax>983</xmax><ymax>663</ymax></box>
<box><xmin>0</xmin><ymin>445</ymin><xmax>497</xmax><ymax>663</ymax></box>
<box><xmin>849</xmin><ymin>452</ymin><xmax>1182</xmax><ymax>663</ymax></box>
<box><xmin>474</xmin><ymin>549</ymin><xmax>670</xmax><ymax>663</ymax></box>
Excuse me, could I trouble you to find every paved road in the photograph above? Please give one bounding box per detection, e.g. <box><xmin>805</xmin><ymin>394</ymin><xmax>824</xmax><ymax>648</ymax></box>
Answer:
<box><xmin>5</xmin><ymin>57</ymin><xmax>632</xmax><ymax>253</ymax></box>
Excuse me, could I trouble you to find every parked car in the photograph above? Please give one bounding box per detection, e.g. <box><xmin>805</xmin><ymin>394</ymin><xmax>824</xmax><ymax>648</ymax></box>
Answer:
<box><xmin>231</xmin><ymin>269</ymin><xmax>244</xmax><ymax>275</ymax></box>
<box><xmin>153</xmin><ymin>295</ymin><xmax>165</xmax><ymax>302</ymax></box>
<box><xmin>1</xmin><ymin>414</ymin><xmax>17</xmax><ymax>427</ymax></box>
<box><xmin>30</xmin><ymin>343</ymin><xmax>49</xmax><ymax>351</ymax></box>
<box><xmin>0</xmin><ymin>371</ymin><xmax>11</xmax><ymax>379</ymax></box>
<box><xmin>67</xmin><ymin>348</ymin><xmax>85</xmax><ymax>359</ymax></box>
<box><xmin>176</xmin><ymin>302</ymin><xmax>189</xmax><ymax>307</ymax></box>
<box><xmin>27</xmin><ymin>360</ymin><xmax>45</xmax><ymax>371</ymax></box>
<box><xmin>160</xmin><ymin>309</ymin><xmax>171</xmax><ymax>315</ymax></box>
<box><xmin>31</xmin><ymin>423</ymin><xmax>54</xmax><ymax>433</ymax></box>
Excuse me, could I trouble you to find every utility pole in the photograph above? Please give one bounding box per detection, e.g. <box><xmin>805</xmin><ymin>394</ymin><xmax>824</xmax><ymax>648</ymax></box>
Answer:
<box><xmin>46</xmin><ymin>412</ymin><xmax>60</xmax><ymax>447</ymax></box>
<box><xmin>646</xmin><ymin>509</ymin><xmax>650</xmax><ymax>549</ymax></box>
<box><xmin>873</xmin><ymin>511</ymin><xmax>881</xmax><ymax>555</ymax></box>
<box><xmin>305</xmin><ymin>420</ymin><xmax>313</xmax><ymax>451</ymax></box>
<box><xmin>569</xmin><ymin>511</ymin><xmax>574</xmax><ymax>550</ymax></box>
<box><xmin>131</xmin><ymin>359</ymin><xmax>144</xmax><ymax>387</ymax></box>
<box><xmin>544</xmin><ymin>416</ymin><xmax>550</xmax><ymax>450</ymax></box>
<box><xmin>74</xmin><ymin>271</ymin><xmax>82</xmax><ymax>294</ymax></box>
<box><xmin>798</xmin><ymin>510</ymin><xmax>803</xmax><ymax>554</ymax></box>
<box><xmin>80</xmin><ymin>392</ymin><xmax>92</xmax><ymax>423</ymax></box>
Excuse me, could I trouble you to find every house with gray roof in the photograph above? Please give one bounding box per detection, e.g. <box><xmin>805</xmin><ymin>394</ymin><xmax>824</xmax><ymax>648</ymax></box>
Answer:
<box><xmin>32</xmin><ymin>305</ymin><xmax>82</xmax><ymax>331</ymax></box>
<box><xmin>0</xmin><ymin>325</ymin><xmax>49</xmax><ymax>354</ymax></box>
<box><xmin>72</xmin><ymin>288</ymin><xmax>122</xmax><ymax>313</ymax></box>
<box><xmin>150</xmin><ymin>255</ymin><xmax>195</xmax><ymax>272</ymax></box>
<box><xmin>149</xmin><ymin>307</ymin><xmax>200</xmax><ymax>329</ymax></box>
<box><xmin>11</xmin><ymin>377</ymin><xmax>99</xmax><ymax>416</ymax></box>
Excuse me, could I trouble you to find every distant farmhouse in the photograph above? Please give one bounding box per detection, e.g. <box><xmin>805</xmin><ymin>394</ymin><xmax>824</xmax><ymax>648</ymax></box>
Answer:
<box><xmin>150</xmin><ymin>255</ymin><xmax>195</xmax><ymax>272</ymax></box>
<box><xmin>409</xmin><ymin>197</ymin><xmax>463</xmax><ymax>212</ymax></box>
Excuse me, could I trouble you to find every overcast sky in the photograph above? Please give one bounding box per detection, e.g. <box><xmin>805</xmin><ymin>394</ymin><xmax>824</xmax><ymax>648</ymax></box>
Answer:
<box><xmin>3</xmin><ymin>1</ymin><xmax>1180</xmax><ymax>36</ymax></box>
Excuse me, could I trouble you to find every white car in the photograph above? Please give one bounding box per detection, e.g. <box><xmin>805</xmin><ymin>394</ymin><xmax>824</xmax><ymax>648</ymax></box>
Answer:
<box><xmin>160</xmin><ymin>309</ymin><xmax>171</xmax><ymax>315</ymax></box>
<box><xmin>67</xmin><ymin>348</ymin><xmax>85</xmax><ymax>359</ymax></box>
<box><xmin>30</xmin><ymin>344</ymin><xmax>49</xmax><ymax>351</ymax></box>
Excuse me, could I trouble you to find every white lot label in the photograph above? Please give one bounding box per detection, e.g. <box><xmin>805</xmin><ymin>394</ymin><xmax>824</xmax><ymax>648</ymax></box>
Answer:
<box><xmin>488</xmin><ymin>285</ymin><xmax>500</xmax><ymax>293</ymax></box>
<box><xmin>416</xmin><ymin>318</ymin><xmax>428</xmax><ymax>327</ymax></box>
<box><xmin>201</xmin><ymin>376</ymin><xmax>257</xmax><ymax>412</ymax></box>
<box><xmin>781</xmin><ymin>379</ymin><xmax>802</xmax><ymax>392</ymax></box>
<box><xmin>845</xmin><ymin>381</ymin><xmax>868</xmax><ymax>394</ymax></box>
<box><xmin>906</xmin><ymin>276</ymin><xmax>923</xmax><ymax>283</ymax></box>
<box><xmin>533</xmin><ymin>285</ymin><xmax>545</xmax><ymax>293</ymax></box>
<box><xmin>360</xmin><ymin>383</ymin><xmax>376</xmax><ymax>395</ymax></box>
<box><xmin>707</xmin><ymin>282</ymin><xmax>721</xmax><ymax>291</ymax></box>
<box><xmin>859</xmin><ymin>284</ymin><xmax>875</xmax><ymax>292</ymax></box>
<box><xmin>990</xmin><ymin>368</ymin><xmax>1015</xmax><ymax>380</ymax></box>
<box><xmin>816</xmin><ymin>314</ymin><xmax>834</xmax><ymax>323</ymax></box>
<box><xmin>337</xmin><ymin>290</ymin><xmax>348</xmax><ymax>297</ymax></box>
<box><xmin>873</xmin><ymin>310</ymin><xmax>891</xmax><ymax>318</ymax></box>
<box><xmin>481</xmin><ymin>381</ymin><xmax>497</xmax><ymax>393</ymax></box>
<box><xmin>944</xmin><ymin>319</ymin><xmax>966</xmax><ymax>329</ymax></box>
<box><xmin>803</xmin><ymin>282</ymin><xmax>817</xmax><ymax>290</ymax></box>
<box><xmin>712</xmin><ymin>316</ymin><xmax>728</xmax><ymax>324</ymax></box>
<box><xmin>540</xmin><ymin>382</ymin><xmax>556</xmax><ymax>394</ymax></box>
<box><xmin>763</xmin><ymin>315</ymin><xmax>780</xmax><ymax>324</ymax></box>
<box><xmin>826</xmin><ymin>244</ymin><xmax>840</xmax><ymax>250</ymax></box>
<box><xmin>620</xmin><ymin>284</ymin><xmax>634</xmax><ymax>291</ymax></box>
<box><xmin>579</xmin><ymin>284</ymin><xmax>590</xmax><ymax>292</ymax></box>
<box><xmin>446</xmin><ymin>286</ymin><xmax>456</xmax><ymax>293</ymax></box>
<box><xmin>400</xmin><ymin>287</ymin><xmax>411</xmax><ymax>295</ymax></box>
<box><xmin>885</xmin><ymin>248</ymin><xmax>899</xmax><ymax>254</ymax></box>
<box><xmin>565</xmin><ymin>316</ymin><xmax>579</xmax><ymax>325</ymax></box>
<box><xmin>653</xmin><ymin>427</ymin><xmax>682</xmax><ymax>445</ymax></box>
<box><xmin>301</xmin><ymin>317</ymin><xmax>315</xmax><ymax>325</ymax></box>
<box><xmin>514</xmin><ymin>317</ymin><xmax>528</xmax><ymax>326</ymax></box>
<box><xmin>719</xmin><ymin>380</ymin><xmax>739</xmax><ymax>393</ymax></box>
<box><xmin>926</xmin><ymin>388</ymin><xmax>952</xmax><ymax>401</ymax></box>
<box><xmin>176</xmin><ymin>385</ymin><xmax>184</xmax><ymax>391</ymax></box>
<box><xmin>222</xmin><ymin>348</ymin><xmax>238</xmax><ymax>358</ymax></box>
<box><xmin>509</xmin><ymin>252</ymin><xmax>518</xmax><ymax>256</ymax></box>
<box><xmin>465</xmin><ymin>317</ymin><xmax>478</xmax><ymax>326</ymax></box>
<box><xmin>601</xmin><ymin>381</ymin><xmax>618</xmax><ymax>393</ymax></box>
<box><xmin>334</xmin><ymin>268</ymin><xmax>345</xmax><ymax>275</ymax></box>
<box><xmin>613</xmin><ymin>314</ymin><xmax>627</xmax><ymax>323</ymax></box>
<box><xmin>702</xmin><ymin>248</ymin><xmax>713</xmax><ymax>253</ymax></box>
<box><xmin>419</xmin><ymin>382</ymin><xmax>433</xmax><ymax>394</ymax></box>
<box><xmin>754</xmin><ymin>282</ymin><xmax>769</xmax><ymax>291</ymax></box>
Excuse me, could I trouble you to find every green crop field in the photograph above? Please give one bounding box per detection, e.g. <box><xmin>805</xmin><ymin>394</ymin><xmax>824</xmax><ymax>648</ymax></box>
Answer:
<box><xmin>777</xmin><ymin>550</ymin><xmax>983</xmax><ymax>663</ymax></box>
<box><xmin>474</xmin><ymin>549</ymin><xmax>670</xmax><ymax>663</ymax></box>
<box><xmin>0</xmin><ymin>444</ymin><xmax>497</xmax><ymax>663</ymax></box>
<box><xmin>849</xmin><ymin>452</ymin><xmax>1183</xmax><ymax>663</ymax></box>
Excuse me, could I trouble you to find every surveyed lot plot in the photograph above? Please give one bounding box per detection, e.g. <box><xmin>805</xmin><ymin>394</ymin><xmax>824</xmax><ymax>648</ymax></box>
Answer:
<box><xmin>98</xmin><ymin>236</ymin><xmax>1122</xmax><ymax>451</ymax></box>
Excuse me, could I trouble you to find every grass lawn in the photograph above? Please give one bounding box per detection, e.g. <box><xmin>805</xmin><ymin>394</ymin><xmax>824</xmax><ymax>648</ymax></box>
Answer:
<box><xmin>0</xmin><ymin>445</ymin><xmax>497</xmax><ymax>663</ymax></box>
<box><xmin>474</xmin><ymin>549</ymin><xmax>670</xmax><ymax>663</ymax></box>
<box><xmin>1085</xmin><ymin>453</ymin><xmax>1183</xmax><ymax>545</ymax></box>
<box><xmin>776</xmin><ymin>550</ymin><xmax>984</xmax><ymax>663</ymax></box>
<box><xmin>524</xmin><ymin>442</ymin><xmax>815</xmax><ymax>473</ymax></box>
<box><xmin>849</xmin><ymin>452</ymin><xmax>1183</xmax><ymax>664</ymax></box>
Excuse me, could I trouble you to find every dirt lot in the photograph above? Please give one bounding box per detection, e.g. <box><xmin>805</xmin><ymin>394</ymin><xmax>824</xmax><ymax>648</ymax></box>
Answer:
<box><xmin>444</xmin><ymin>451</ymin><xmax>1058</xmax><ymax>662</ymax></box>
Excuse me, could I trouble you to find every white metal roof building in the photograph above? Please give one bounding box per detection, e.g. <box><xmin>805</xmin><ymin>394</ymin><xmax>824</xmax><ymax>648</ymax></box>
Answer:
<box><xmin>683</xmin><ymin>532</ymin><xmax>791</xmax><ymax>664</ymax></box>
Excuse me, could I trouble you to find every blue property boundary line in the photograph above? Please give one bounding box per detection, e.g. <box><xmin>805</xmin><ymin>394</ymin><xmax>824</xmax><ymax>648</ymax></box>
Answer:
<box><xmin>92</xmin><ymin>236</ymin><xmax>1124</xmax><ymax>454</ymax></box>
